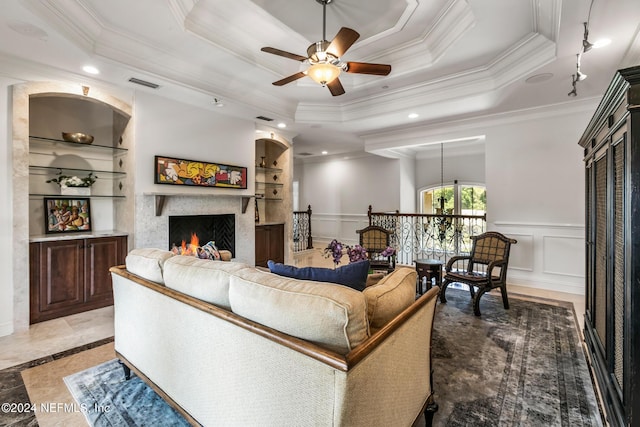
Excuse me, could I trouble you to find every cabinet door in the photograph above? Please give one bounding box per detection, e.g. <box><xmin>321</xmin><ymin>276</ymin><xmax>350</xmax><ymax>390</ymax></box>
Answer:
<box><xmin>32</xmin><ymin>239</ymin><xmax>85</xmax><ymax>321</ymax></box>
<box><xmin>269</xmin><ymin>224</ymin><xmax>285</xmax><ymax>264</ymax></box>
<box><xmin>255</xmin><ymin>226</ymin><xmax>269</xmax><ymax>267</ymax></box>
<box><xmin>255</xmin><ymin>225</ymin><xmax>284</xmax><ymax>267</ymax></box>
<box><xmin>85</xmin><ymin>236</ymin><xmax>127</xmax><ymax>304</ymax></box>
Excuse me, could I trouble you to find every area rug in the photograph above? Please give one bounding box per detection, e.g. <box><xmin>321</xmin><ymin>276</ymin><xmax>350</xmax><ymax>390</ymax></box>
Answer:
<box><xmin>64</xmin><ymin>359</ymin><xmax>189</xmax><ymax>426</ymax></box>
<box><xmin>432</xmin><ymin>288</ymin><xmax>602</xmax><ymax>427</ymax></box>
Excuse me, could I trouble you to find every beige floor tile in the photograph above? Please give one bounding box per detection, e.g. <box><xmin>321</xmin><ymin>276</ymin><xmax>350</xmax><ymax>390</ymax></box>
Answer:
<box><xmin>21</xmin><ymin>343</ymin><xmax>115</xmax><ymax>427</ymax></box>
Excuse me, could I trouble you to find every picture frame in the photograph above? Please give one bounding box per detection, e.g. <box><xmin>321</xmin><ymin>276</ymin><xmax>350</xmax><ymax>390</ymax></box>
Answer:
<box><xmin>154</xmin><ymin>155</ymin><xmax>248</xmax><ymax>189</ymax></box>
<box><xmin>44</xmin><ymin>197</ymin><xmax>92</xmax><ymax>234</ymax></box>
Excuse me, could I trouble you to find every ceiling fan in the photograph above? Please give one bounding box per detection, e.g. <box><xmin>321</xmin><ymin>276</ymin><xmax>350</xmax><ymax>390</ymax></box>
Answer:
<box><xmin>261</xmin><ymin>0</ymin><xmax>391</xmax><ymax>96</ymax></box>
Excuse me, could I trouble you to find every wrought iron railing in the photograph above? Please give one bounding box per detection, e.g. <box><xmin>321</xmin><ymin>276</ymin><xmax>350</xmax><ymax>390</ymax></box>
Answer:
<box><xmin>293</xmin><ymin>205</ymin><xmax>313</xmax><ymax>252</ymax></box>
<box><xmin>367</xmin><ymin>205</ymin><xmax>486</xmax><ymax>265</ymax></box>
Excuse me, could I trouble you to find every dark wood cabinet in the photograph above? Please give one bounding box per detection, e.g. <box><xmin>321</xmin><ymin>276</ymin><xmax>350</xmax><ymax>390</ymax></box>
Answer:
<box><xmin>579</xmin><ymin>66</ymin><xmax>640</xmax><ymax>427</ymax></box>
<box><xmin>30</xmin><ymin>235</ymin><xmax>128</xmax><ymax>323</ymax></box>
<box><xmin>255</xmin><ymin>223</ymin><xmax>284</xmax><ymax>267</ymax></box>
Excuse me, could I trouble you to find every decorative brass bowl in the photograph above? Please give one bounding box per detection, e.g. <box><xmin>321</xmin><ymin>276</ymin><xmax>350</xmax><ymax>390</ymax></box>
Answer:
<box><xmin>61</xmin><ymin>132</ymin><xmax>94</xmax><ymax>144</ymax></box>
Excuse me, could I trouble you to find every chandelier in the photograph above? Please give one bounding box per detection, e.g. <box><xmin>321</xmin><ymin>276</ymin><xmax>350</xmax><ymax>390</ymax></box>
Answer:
<box><xmin>434</xmin><ymin>143</ymin><xmax>453</xmax><ymax>241</ymax></box>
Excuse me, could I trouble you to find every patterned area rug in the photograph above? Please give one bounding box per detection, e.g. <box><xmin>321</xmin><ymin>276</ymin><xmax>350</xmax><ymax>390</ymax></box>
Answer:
<box><xmin>64</xmin><ymin>359</ymin><xmax>189</xmax><ymax>426</ymax></box>
<box><xmin>432</xmin><ymin>288</ymin><xmax>602</xmax><ymax>427</ymax></box>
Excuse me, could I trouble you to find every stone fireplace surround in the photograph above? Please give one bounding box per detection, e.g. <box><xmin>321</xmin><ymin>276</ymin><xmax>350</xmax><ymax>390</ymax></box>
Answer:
<box><xmin>134</xmin><ymin>194</ymin><xmax>254</xmax><ymax>264</ymax></box>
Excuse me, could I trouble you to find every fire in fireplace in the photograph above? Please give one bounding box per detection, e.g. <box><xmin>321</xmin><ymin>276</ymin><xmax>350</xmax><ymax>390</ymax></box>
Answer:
<box><xmin>168</xmin><ymin>214</ymin><xmax>235</xmax><ymax>257</ymax></box>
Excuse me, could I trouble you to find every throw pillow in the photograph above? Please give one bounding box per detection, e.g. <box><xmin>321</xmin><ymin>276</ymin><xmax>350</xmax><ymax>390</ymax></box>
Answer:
<box><xmin>267</xmin><ymin>260</ymin><xmax>370</xmax><ymax>291</ymax></box>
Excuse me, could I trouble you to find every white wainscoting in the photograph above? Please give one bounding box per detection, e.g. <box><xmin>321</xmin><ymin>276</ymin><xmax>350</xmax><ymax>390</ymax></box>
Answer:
<box><xmin>311</xmin><ymin>213</ymin><xmax>371</xmax><ymax>248</ymax></box>
<box><xmin>493</xmin><ymin>221</ymin><xmax>585</xmax><ymax>295</ymax></box>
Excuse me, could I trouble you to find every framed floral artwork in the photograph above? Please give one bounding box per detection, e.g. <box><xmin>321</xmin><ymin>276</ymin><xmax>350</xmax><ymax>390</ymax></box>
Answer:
<box><xmin>154</xmin><ymin>155</ymin><xmax>248</xmax><ymax>189</ymax></box>
<box><xmin>44</xmin><ymin>197</ymin><xmax>92</xmax><ymax>234</ymax></box>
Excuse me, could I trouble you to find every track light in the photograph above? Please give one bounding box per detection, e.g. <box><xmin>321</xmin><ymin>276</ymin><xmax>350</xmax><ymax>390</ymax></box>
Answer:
<box><xmin>582</xmin><ymin>22</ymin><xmax>593</xmax><ymax>53</ymax></box>
<box><xmin>568</xmin><ymin>75</ymin><xmax>578</xmax><ymax>97</ymax></box>
<box><xmin>576</xmin><ymin>54</ymin><xmax>587</xmax><ymax>81</ymax></box>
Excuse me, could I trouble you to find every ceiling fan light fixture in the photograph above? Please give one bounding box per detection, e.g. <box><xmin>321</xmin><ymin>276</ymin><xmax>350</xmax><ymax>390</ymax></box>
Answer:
<box><xmin>306</xmin><ymin>62</ymin><xmax>341</xmax><ymax>86</ymax></box>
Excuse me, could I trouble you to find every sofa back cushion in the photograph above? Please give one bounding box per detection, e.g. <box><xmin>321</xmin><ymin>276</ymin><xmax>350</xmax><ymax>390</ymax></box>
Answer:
<box><xmin>363</xmin><ymin>267</ymin><xmax>417</xmax><ymax>334</ymax></box>
<box><xmin>163</xmin><ymin>256</ymin><xmax>251</xmax><ymax>310</ymax></box>
<box><xmin>125</xmin><ymin>248</ymin><xmax>175</xmax><ymax>284</ymax></box>
<box><xmin>229</xmin><ymin>268</ymin><xmax>369</xmax><ymax>354</ymax></box>
<box><xmin>267</xmin><ymin>260</ymin><xmax>370</xmax><ymax>291</ymax></box>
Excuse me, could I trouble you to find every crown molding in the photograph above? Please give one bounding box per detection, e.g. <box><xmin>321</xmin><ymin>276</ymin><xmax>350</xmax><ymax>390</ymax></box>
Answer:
<box><xmin>361</xmin><ymin>97</ymin><xmax>599</xmax><ymax>154</ymax></box>
<box><xmin>295</xmin><ymin>31</ymin><xmax>556</xmax><ymax>128</ymax></box>
<box><xmin>22</xmin><ymin>0</ymin><xmax>103</xmax><ymax>52</ymax></box>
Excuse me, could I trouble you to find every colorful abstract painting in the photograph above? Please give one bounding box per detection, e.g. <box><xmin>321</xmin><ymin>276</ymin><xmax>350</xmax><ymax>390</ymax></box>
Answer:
<box><xmin>154</xmin><ymin>156</ymin><xmax>247</xmax><ymax>189</ymax></box>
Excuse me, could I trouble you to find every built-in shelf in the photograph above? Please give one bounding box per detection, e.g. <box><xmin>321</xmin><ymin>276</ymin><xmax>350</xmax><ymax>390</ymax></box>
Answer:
<box><xmin>29</xmin><ymin>165</ymin><xmax>126</xmax><ymax>178</ymax></box>
<box><xmin>29</xmin><ymin>135</ymin><xmax>128</xmax><ymax>155</ymax></box>
<box><xmin>255</xmin><ymin>166</ymin><xmax>282</xmax><ymax>173</ymax></box>
<box><xmin>29</xmin><ymin>193</ymin><xmax>126</xmax><ymax>199</ymax></box>
<box><xmin>255</xmin><ymin>182</ymin><xmax>284</xmax><ymax>188</ymax></box>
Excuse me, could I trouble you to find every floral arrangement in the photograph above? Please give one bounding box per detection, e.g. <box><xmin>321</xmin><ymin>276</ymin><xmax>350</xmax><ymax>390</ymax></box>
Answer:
<box><xmin>324</xmin><ymin>239</ymin><xmax>344</xmax><ymax>266</ymax></box>
<box><xmin>47</xmin><ymin>171</ymin><xmax>97</xmax><ymax>188</ymax></box>
<box><xmin>381</xmin><ymin>246</ymin><xmax>396</xmax><ymax>257</ymax></box>
<box><xmin>347</xmin><ymin>244</ymin><xmax>368</xmax><ymax>263</ymax></box>
<box><xmin>325</xmin><ymin>240</ymin><xmax>370</xmax><ymax>266</ymax></box>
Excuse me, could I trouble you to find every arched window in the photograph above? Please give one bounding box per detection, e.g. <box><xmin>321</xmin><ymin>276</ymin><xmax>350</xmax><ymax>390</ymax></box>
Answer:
<box><xmin>420</xmin><ymin>181</ymin><xmax>486</xmax><ymax>216</ymax></box>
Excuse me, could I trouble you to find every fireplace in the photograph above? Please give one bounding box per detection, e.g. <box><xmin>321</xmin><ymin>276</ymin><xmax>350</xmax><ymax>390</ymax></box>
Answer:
<box><xmin>168</xmin><ymin>214</ymin><xmax>235</xmax><ymax>256</ymax></box>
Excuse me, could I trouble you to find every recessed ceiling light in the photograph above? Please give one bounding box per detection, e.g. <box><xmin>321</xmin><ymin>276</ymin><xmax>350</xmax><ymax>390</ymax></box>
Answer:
<box><xmin>322</xmin><ymin>151</ymin><xmax>328</xmax><ymax>155</ymax></box>
<box><xmin>593</xmin><ymin>38</ymin><xmax>611</xmax><ymax>49</ymax></box>
<box><xmin>525</xmin><ymin>73</ymin><xmax>553</xmax><ymax>84</ymax></box>
<box><xmin>277</xmin><ymin>122</ymin><xmax>286</xmax><ymax>128</ymax></box>
<box><xmin>408</xmin><ymin>113</ymin><xmax>419</xmax><ymax>119</ymax></box>
<box><xmin>82</xmin><ymin>65</ymin><xmax>100</xmax><ymax>75</ymax></box>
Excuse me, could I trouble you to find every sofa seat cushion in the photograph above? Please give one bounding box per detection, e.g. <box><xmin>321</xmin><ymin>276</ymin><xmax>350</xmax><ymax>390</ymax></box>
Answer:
<box><xmin>125</xmin><ymin>248</ymin><xmax>175</xmax><ymax>284</ymax></box>
<box><xmin>163</xmin><ymin>256</ymin><xmax>251</xmax><ymax>310</ymax></box>
<box><xmin>229</xmin><ymin>268</ymin><xmax>369</xmax><ymax>354</ymax></box>
<box><xmin>363</xmin><ymin>267</ymin><xmax>417</xmax><ymax>334</ymax></box>
<box><xmin>267</xmin><ymin>260</ymin><xmax>370</xmax><ymax>291</ymax></box>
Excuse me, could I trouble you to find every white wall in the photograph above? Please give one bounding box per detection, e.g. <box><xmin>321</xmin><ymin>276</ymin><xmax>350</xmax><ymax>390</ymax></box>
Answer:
<box><xmin>485</xmin><ymin>110</ymin><xmax>590</xmax><ymax>293</ymax></box>
<box><xmin>399</xmin><ymin>156</ymin><xmax>416</xmax><ymax>212</ymax></box>
<box><xmin>0</xmin><ymin>77</ymin><xmax>20</xmax><ymax>336</ymax></box>
<box><xmin>295</xmin><ymin>153</ymin><xmax>400</xmax><ymax>246</ymax></box>
<box><xmin>416</xmin><ymin>151</ymin><xmax>485</xmax><ymax>191</ymax></box>
<box><xmin>132</xmin><ymin>91</ymin><xmax>257</xmax><ymax>264</ymax></box>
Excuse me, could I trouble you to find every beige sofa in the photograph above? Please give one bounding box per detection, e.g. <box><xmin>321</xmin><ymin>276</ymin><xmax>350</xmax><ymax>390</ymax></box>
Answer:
<box><xmin>110</xmin><ymin>248</ymin><xmax>439</xmax><ymax>427</ymax></box>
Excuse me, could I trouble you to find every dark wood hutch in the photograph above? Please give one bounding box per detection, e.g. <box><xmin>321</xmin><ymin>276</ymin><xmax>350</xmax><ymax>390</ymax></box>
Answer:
<box><xmin>579</xmin><ymin>65</ymin><xmax>640</xmax><ymax>427</ymax></box>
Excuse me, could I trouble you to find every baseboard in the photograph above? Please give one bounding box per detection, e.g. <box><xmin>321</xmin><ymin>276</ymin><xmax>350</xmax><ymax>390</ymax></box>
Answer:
<box><xmin>508</xmin><ymin>276</ymin><xmax>584</xmax><ymax>295</ymax></box>
<box><xmin>0</xmin><ymin>321</ymin><xmax>14</xmax><ymax>337</ymax></box>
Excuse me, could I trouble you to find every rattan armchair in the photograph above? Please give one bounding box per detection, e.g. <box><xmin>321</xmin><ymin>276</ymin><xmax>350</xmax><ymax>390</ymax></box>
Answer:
<box><xmin>440</xmin><ymin>231</ymin><xmax>517</xmax><ymax>316</ymax></box>
<box><xmin>356</xmin><ymin>225</ymin><xmax>395</xmax><ymax>273</ymax></box>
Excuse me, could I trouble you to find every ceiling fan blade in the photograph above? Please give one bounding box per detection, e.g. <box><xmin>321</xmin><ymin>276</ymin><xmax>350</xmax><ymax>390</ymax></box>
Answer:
<box><xmin>326</xmin><ymin>27</ymin><xmax>360</xmax><ymax>58</ymax></box>
<box><xmin>272</xmin><ymin>72</ymin><xmax>307</xmax><ymax>86</ymax></box>
<box><xmin>327</xmin><ymin>78</ymin><xmax>345</xmax><ymax>96</ymax></box>
<box><xmin>261</xmin><ymin>47</ymin><xmax>308</xmax><ymax>62</ymax></box>
<box><xmin>346</xmin><ymin>62</ymin><xmax>391</xmax><ymax>76</ymax></box>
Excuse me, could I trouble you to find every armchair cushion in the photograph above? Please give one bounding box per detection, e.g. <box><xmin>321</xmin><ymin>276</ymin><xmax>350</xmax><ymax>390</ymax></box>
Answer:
<box><xmin>267</xmin><ymin>260</ymin><xmax>370</xmax><ymax>291</ymax></box>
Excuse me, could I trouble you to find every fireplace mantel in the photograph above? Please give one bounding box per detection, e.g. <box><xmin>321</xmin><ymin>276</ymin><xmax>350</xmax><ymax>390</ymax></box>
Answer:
<box><xmin>144</xmin><ymin>192</ymin><xmax>255</xmax><ymax>216</ymax></box>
